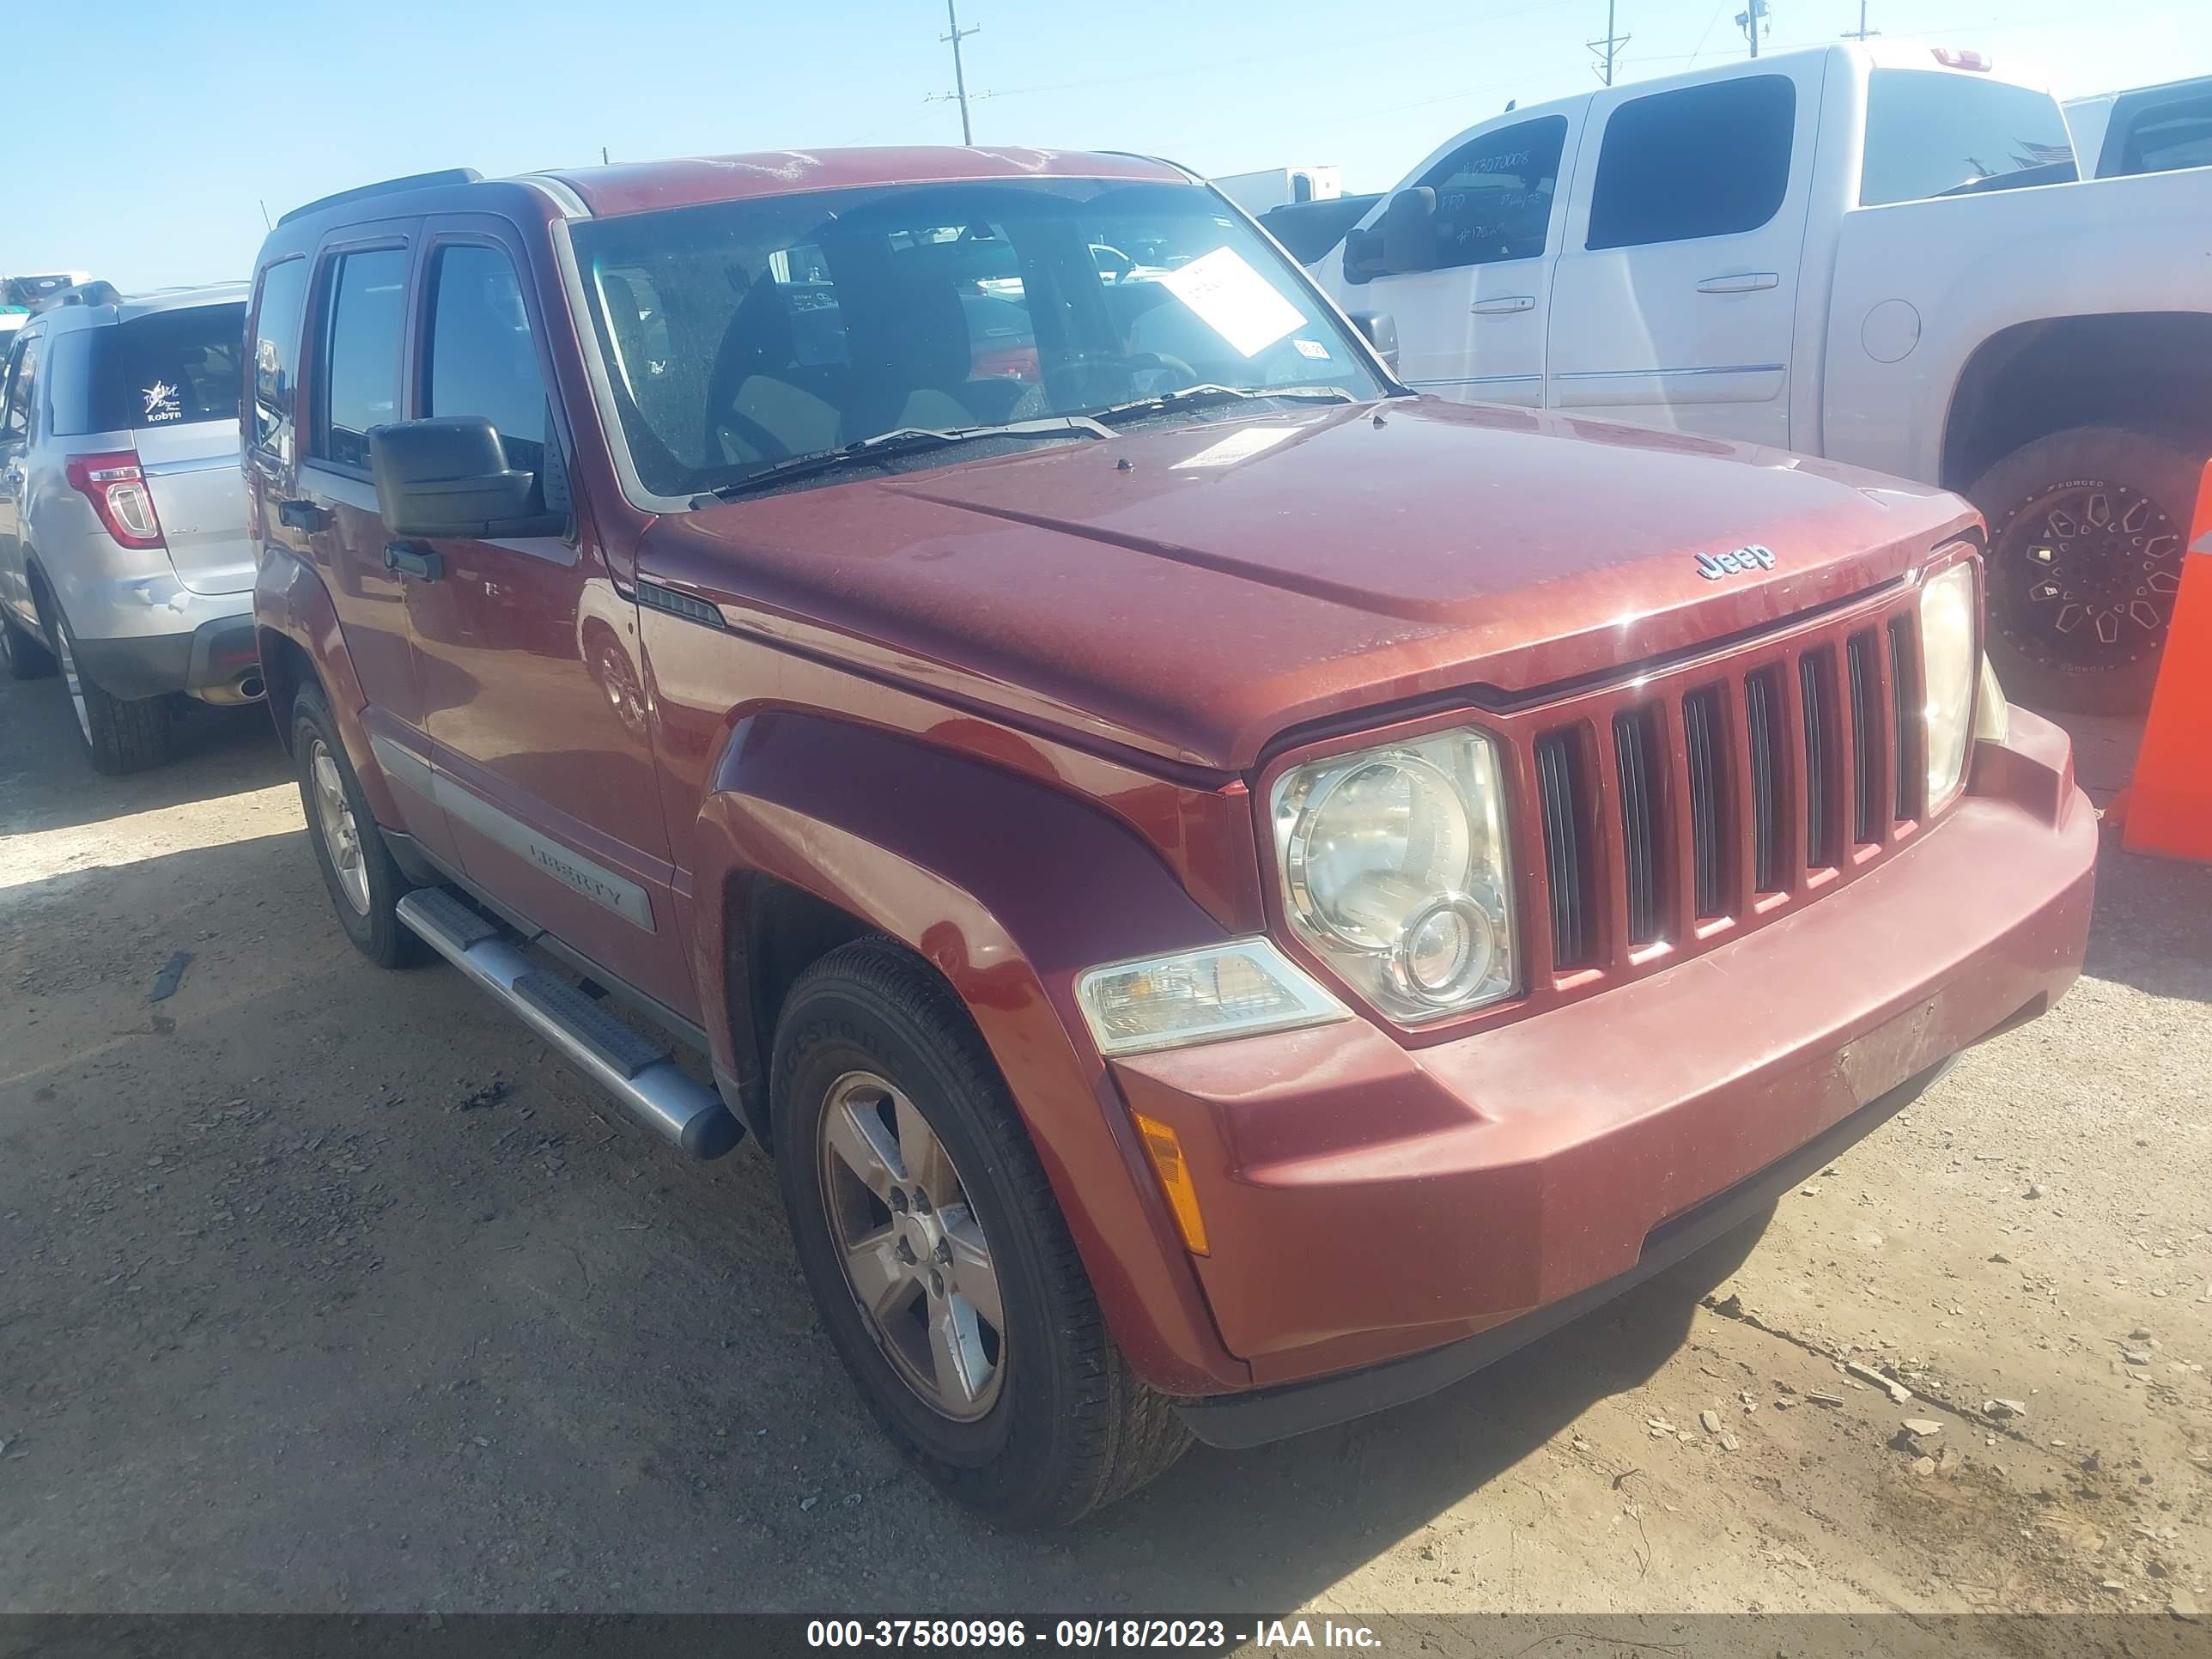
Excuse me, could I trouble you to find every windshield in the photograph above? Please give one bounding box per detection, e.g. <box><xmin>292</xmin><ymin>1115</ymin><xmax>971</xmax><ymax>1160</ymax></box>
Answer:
<box><xmin>571</xmin><ymin>178</ymin><xmax>1384</xmax><ymax>500</ymax></box>
<box><xmin>1860</xmin><ymin>70</ymin><xmax>2075</xmax><ymax>206</ymax></box>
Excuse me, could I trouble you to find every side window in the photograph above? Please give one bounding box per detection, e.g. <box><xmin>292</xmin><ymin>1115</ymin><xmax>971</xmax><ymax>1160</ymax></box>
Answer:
<box><xmin>313</xmin><ymin>246</ymin><xmax>409</xmax><ymax>471</ymax></box>
<box><xmin>2123</xmin><ymin>94</ymin><xmax>2212</xmax><ymax>175</ymax></box>
<box><xmin>251</xmin><ymin>258</ymin><xmax>309</xmax><ymax>462</ymax></box>
<box><xmin>1586</xmin><ymin>76</ymin><xmax>1796</xmax><ymax>251</ymax></box>
<box><xmin>1418</xmin><ymin>116</ymin><xmax>1569</xmax><ymax>270</ymax></box>
<box><xmin>1</xmin><ymin>337</ymin><xmax>40</xmax><ymax>444</ymax></box>
<box><xmin>424</xmin><ymin>243</ymin><xmax>561</xmax><ymax>517</ymax></box>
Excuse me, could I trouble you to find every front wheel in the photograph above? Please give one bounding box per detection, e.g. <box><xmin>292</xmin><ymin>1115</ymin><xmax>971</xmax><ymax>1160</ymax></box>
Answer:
<box><xmin>1971</xmin><ymin>425</ymin><xmax>2200</xmax><ymax>714</ymax></box>
<box><xmin>290</xmin><ymin>683</ymin><xmax>428</xmax><ymax>969</ymax></box>
<box><xmin>771</xmin><ymin>938</ymin><xmax>1190</xmax><ymax>1526</ymax></box>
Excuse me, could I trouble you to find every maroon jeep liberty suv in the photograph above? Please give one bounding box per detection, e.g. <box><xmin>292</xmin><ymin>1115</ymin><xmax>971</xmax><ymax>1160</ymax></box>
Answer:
<box><xmin>246</xmin><ymin>149</ymin><xmax>2095</xmax><ymax>1525</ymax></box>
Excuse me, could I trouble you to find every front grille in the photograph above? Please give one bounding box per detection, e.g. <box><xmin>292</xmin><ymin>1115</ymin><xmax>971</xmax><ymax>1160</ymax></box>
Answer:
<box><xmin>1526</xmin><ymin>587</ymin><xmax>1929</xmax><ymax>982</ymax></box>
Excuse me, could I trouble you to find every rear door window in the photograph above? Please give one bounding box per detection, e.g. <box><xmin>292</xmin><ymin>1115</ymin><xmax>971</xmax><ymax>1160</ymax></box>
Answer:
<box><xmin>46</xmin><ymin>303</ymin><xmax>246</xmax><ymax>436</ymax></box>
<box><xmin>314</xmin><ymin>247</ymin><xmax>410</xmax><ymax>471</ymax></box>
<box><xmin>250</xmin><ymin>260</ymin><xmax>309</xmax><ymax>461</ymax></box>
<box><xmin>1587</xmin><ymin>76</ymin><xmax>1796</xmax><ymax>250</ymax></box>
<box><xmin>2118</xmin><ymin>92</ymin><xmax>2212</xmax><ymax>176</ymax></box>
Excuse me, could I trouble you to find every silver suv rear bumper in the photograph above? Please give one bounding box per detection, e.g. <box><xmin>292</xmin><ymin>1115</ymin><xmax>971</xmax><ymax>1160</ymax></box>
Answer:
<box><xmin>72</xmin><ymin>611</ymin><xmax>261</xmax><ymax>703</ymax></box>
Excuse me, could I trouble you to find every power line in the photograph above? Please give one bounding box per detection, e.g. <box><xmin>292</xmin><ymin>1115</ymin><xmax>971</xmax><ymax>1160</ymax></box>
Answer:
<box><xmin>1842</xmin><ymin>0</ymin><xmax>1879</xmax><ymax>38</ymax></box>
<box><xmin>1588</xmin><ymin>0</ymin><xmax>1629</xmax><ymax>84</ymax></box>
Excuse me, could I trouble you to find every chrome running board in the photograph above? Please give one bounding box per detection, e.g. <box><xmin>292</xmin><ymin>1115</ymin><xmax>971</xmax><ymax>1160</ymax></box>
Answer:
<box><xmin>396</xmin><ymin>887</ymin><xmax>743</xmax><ymax>1159</ymax></box>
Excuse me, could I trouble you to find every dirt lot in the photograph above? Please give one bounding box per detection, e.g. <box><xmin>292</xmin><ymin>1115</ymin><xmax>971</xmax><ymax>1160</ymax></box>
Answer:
<box><xmin>2</xmin><ymin>667</ymin><xmax>2209</xmax><ymax>1631</ymax></box>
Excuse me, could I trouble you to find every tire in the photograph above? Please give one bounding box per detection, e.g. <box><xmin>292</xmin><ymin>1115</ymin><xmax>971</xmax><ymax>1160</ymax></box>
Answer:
<box><xmin>771</xmin><ymin>938</ymin><xmax>1190</xmax><ymax>1526</ymax></box>
<box><xmin>1969</xmin><ymin>425</ymin><xmax>2201</xmax><ymax>714</ymax></box>
<box><xmin>41</xmin><ymin>598</ymin><xmax>173</xmax><ymax>774</ymax></box>
<box><xmin>289</xmin><ymin>682</ymin><xmax>428</xmax><ymax>969</ymax></box>
<box><xmin>1</xmin><ymin>603</ymin><xmax>57</xmax><ymax>680</ymax></box>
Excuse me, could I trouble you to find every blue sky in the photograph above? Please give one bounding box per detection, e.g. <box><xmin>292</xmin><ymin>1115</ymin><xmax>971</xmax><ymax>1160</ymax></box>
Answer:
<box><xmin>7</xmin><ymin>0</ymin><xmax>2206</xmax><ymax>291</ymax></box>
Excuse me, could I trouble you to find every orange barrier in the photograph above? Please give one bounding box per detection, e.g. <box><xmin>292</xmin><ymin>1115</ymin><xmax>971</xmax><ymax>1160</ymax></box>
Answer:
<box><xmin>2118</xmin><ymin>458</ymin><xmax>2212</xmax><ymax>864</ymax></box>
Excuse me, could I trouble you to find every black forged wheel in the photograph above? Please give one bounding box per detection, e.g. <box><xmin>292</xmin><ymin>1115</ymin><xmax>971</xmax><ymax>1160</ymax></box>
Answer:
<box><xmin>2</xmin><ymin>605</ymin><xmax>58</xmax><ymax>681</ymax></box>
<box><xmin>1972</xmin><ymin>425</ymin><xmax>2201</xmax><ymax>714</ymax></box>
<box><xmin>770</xmin><ymin>937</ymin><xmax>1190</xmax><ymax>1527</ymax></box>
<box><xmin>42</xmin><ymin>599</ymin><xmax>172</xmax><ymax>775</ymax></box>
<box><xmin>289</xmin><ymin>684</ymin><xmax>428</xmax><ymax>969</ymax></box>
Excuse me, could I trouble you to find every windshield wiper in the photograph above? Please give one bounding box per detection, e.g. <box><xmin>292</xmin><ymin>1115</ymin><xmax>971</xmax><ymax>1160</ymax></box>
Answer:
<box><xmin>695</xmin><ymin>415</ymin><xmax>1112</xmax><ymax>503</ymax></box>
<box><xmin>1083</xmin><ymin>383</ymin><xmax>1360</xmax><ymax>427</ymax></box>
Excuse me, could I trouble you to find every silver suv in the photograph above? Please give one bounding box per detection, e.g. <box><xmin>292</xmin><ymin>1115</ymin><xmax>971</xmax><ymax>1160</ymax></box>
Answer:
<box><xmin>0</xmin><ymin>283</ymin><xmax>260</xmax><ymax>773</ymax></box>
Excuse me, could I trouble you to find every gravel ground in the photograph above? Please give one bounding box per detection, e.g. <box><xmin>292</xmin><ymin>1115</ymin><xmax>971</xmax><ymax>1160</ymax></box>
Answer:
<box><xmin>1</xmin><ymin>665</ymin><xmax>2208</xmax><ymax>1634</ymax></box>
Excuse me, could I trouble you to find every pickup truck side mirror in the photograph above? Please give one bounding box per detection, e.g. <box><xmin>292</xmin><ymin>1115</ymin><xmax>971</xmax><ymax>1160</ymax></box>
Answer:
<box><xmin>1345</xmin><ymin>311</ymin><xmax>1401</xmax><ymax>377</ymax></box>
<box><xmin>1382</xmin><ymin>187</ymin><xmax>1440</xmax><ymax>276</ymax></box>
<box><xmin>370</xmin><ymin>416</ymin><xmax>564</xmax><ymax>540</ymax></box>
<box><xmin>1342</xmin><ymin>225</ymin><xmax>1386</xmax><ymax>286</ymax></box>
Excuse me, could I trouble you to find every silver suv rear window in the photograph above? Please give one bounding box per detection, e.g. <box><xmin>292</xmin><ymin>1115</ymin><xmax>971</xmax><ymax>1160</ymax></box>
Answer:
<box><xmin>46</xmin><ymin>303</ymin><xmax>246</xmax><ymax>436</ymax></box>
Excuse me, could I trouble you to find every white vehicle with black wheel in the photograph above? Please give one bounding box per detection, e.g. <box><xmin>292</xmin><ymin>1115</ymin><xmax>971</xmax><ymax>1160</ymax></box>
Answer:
<box><xmin>1323</xmin><ymin>42</ymin><xmax>2212</xmax><ymax>710</ymax></box>
<box><xmin>0</xmin><ymin>283</ymin><xmax>262</xmax><ymax>772</ymax></box>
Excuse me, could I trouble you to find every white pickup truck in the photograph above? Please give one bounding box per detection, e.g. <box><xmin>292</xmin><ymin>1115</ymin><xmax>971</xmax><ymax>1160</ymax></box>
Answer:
<box><xmin>1318</xmin><ymin>43</ymin><xmax>2212</xmax><ymax>709</ymax></box>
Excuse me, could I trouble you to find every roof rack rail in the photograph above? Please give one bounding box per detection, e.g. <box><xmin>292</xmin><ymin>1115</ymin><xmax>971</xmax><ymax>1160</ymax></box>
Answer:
<box><xmin>278</xmin><ymin>167</ymin><xmax>483</xmax><ymax>228</ymax></box>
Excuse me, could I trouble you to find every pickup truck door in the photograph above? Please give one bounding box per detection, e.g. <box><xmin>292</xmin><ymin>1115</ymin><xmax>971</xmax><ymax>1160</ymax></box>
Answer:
<box><xmin>1545</xmin><ymin>61</ymin><xmax>1824</xmax><ymax>447</ymax></box>
<box><xmin>400</xmin><ymin>218</ymin><xmax>696</xmax><ymax>1021</ymax></box>
<box><xmin>1334</xmin><ymin>112</ymin><xmax>1577</xmax><ymax>406</ymax></box>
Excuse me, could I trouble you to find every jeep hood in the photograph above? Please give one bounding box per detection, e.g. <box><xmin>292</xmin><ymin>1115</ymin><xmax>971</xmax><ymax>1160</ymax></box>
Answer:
<box><xmin>641</xmin><ymin>398</ymin><xmax>1977</xmax><ymax>773</ymax></box>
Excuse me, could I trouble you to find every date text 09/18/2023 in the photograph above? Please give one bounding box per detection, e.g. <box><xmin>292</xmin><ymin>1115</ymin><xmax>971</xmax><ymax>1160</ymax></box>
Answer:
<box><xmin>803</xmin><ymin>1618</ymin><xmax>1384</xmax><ymax>1650</ymax></box>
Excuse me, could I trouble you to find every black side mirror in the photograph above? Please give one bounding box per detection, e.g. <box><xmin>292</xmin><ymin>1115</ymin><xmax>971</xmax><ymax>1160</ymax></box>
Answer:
<box><xmin>1382</xmin><ymin>187</ymin><xmax>1439</xmax><ymax>275</ymax></box>
<box><xmin>1341</xmin><ymin>225</ymin><xmax>1384</xmax><ymax>286</ymax></box>
<box><xmin>1346</xmin><ymin>311</ymin><xmax>1401</xmax><ymax>377</ymax></box>
<box><xmin>370</xmin><ymin>416</ymin><xmax>562</xmax><ymax>540</ymax></box>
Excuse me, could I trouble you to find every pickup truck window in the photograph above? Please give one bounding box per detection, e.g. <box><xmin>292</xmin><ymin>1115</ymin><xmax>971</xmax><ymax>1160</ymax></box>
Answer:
<box><xmin>1860</xmin><ymin>70</ymin><xmax>2075</xmax><ymax>206</ymax></box>
<box><xmin>1418</xmin><ymin>115</ymin><xmax>1567</xmax><ymax>270</ymax></box>
<box><xmin>251</xmin><ymin>258</ymin><xmax>308</xmax><ymax>461</ymax></box>
<box><xmin>424</xmin><ymin>243</ymin><xmax>550</xmax><ymax>492</ymax></box>
<box><xmin>572</xmin><ymin>178</ymin><xmax>1382</xmax><ymax>501</ymax></box>
<box><xmin>2117</xmin><ymin>93</ymin><xmax>2212</xmax><ymax>176</ymax></box>
<box><xmin>1587</xmin><ymin>76</ymin><xmax>1795</xmax><ymax>252</ymax></box>
<box><xmin>313</xmin><ymin>247</ymin><xmax>409</xmax><ymax>471</ymax></box>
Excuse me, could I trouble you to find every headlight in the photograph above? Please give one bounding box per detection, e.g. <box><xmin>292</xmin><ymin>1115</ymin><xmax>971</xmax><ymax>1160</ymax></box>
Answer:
<box><xmin>1919</xmin><ymin>562</ymin><xmax>1978</xmax><ymax>807</ymax></box>
<box><xmin>1270</xmin><ymin>728</ymin><xmax>1517</xmax><ymax>1023</ymax></box>
<box><xmin>1075</xmin><ymin>939</ymin><xmax>1349</xmax><ymax>1057</ymax></box>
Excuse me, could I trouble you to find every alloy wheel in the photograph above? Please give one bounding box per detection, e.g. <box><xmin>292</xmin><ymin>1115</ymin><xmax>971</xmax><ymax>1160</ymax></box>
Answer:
<box><xmin>1994</xmin><ymin>481</ymin><xmax>2183</xmax><ymax>670</ymax></box>
<box><xmin>52</xmin><ymin>617</ymin><xmax>91</xmax><ymax>743</ymax></box>
<box><xmin>817</xmin><ymin>1069</ymin><xmax>1006</xmax><ymax>1420</ymax></box>
<box><xmin>308</xmin><ymin>738</ymin><xmax>372</xmax><ymax>916</ymax></box>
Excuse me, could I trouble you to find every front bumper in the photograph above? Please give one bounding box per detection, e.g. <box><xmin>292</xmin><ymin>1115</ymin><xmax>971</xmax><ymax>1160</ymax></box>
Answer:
<box><xmin>1108</xmin><ymin>711</ymin><xmax>2095</xmax><ymax>1434</ymax></box>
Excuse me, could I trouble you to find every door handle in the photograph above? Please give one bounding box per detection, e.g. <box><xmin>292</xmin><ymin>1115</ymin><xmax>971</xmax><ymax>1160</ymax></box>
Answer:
<box><xmin>277</xmin><ymin>498</ymin><xmax>329</xmax><ymax>532</ymax></box>
<box><xmin>1696</xmin><ymin>271</ymin><xmax>1780</xmax><ymax>294</ymax></box>
<box><xmin>1472</xmin><ymin>295</ymin><xmax>1537</xmax><ymax>315</ymax></box>
<box><xmin>383</xmin><ymin>543</ymin><xmax>444</xmax><ymax>581</ymax></box>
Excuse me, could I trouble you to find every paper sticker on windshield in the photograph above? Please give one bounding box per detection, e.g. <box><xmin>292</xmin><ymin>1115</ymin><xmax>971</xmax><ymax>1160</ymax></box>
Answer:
<box><xmin>142</xmin><ymin>380</ymin><xmax>182</xmax><ymax>423</ymax></box>
<box><xmin>1159</xmin><ymin>247</ymin><xmax>1304</xmax><ymax>358</ymax></box>
<box><xmin>1291</xmin><ymin>337</ymin><xmax>1331</xmax><ymax>361</ymax></box>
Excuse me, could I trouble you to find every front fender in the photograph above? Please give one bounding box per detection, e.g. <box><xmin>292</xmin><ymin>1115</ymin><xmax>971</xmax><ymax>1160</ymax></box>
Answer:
<box><xmin>255</xmin><ymin>546</ymin><xmax>405</xmax><ymax>830</ymax></box>
<box><xmin>690</xmin><ymin>710</ymin><xmax>1252</xmax><ymax>1395</ymax></box>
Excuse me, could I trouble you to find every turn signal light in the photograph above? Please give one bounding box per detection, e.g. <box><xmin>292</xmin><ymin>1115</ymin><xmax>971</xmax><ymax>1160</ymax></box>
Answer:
<box><xmin>65</xmin><ymin>451</ymin><xmax>165</xmax><ymax>550</ymax></box>
<box><xmin>1131</xmin><ymin>1111</ymin><xmax>1209</xmax><ymax>1256</ymax></box>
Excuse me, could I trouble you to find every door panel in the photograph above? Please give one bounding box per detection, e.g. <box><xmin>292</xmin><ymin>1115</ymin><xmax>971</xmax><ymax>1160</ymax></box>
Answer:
<box><xmin>1547</xmin><ymin>64</ymin><xmax>1821</xmax><ymax>446</ymax></box>
<box><xmin>404</xmin><ymin>221</ymin><xmax>694</xmax><ymax>1018</ymax></box>
<box><xmin>1339</xmin><ymin>113</ymin><xmax>1573</xmax><ymax>407</ymax></box>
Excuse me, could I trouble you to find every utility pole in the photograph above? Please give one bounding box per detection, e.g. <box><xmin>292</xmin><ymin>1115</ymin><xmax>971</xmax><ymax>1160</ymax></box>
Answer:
<box><xmin>1735</xmin><ymin>0</ymin><xmax>1766</xmax><ymax>57</ymax></box>
<box><xmin>1841</xmin><ymin>0</ymin><xmax>1877</xmax><ymax>39</ymax></box>
<box><xmin>942</xmin><ymin>0</ymin><xmax>979</xmax><ymax>145</ymax></box>
<box><xmin>1586</xmin><ymin>0</ymin><xmax>1628</xmax><ymax>85</ymax></box>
